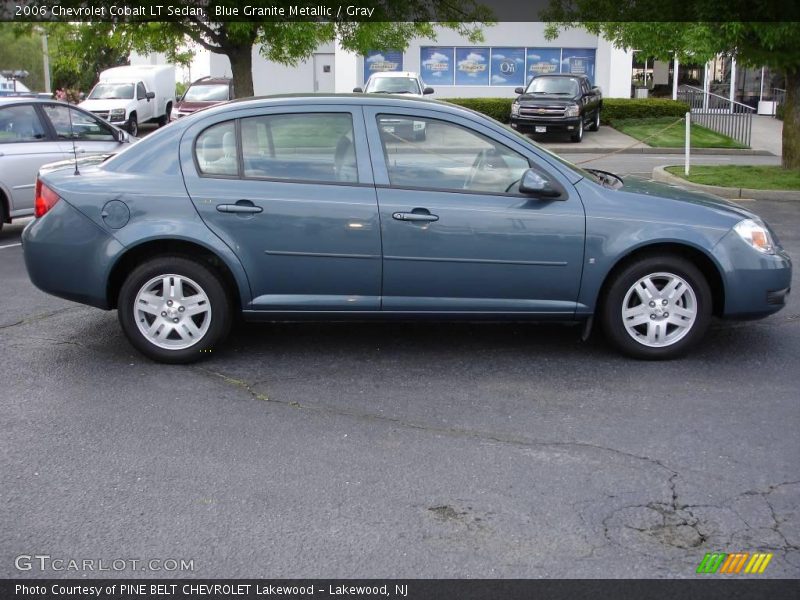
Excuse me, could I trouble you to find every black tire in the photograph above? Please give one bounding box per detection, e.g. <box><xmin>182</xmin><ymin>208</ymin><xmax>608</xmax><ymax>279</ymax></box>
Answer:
<box><xmin>158</xmin><ymin>104</ymin><xmax>171</xmax><ymax>127</ymax></box>
<box><xmin>570</xmin><ymin>118</ymin><xmax>584</xmax><ymax>142</ymax></box>
<box><xmin>118</xmin><ymin>256</ymin><xmax>232</xmax><ymax>364</ymax></box>
<box><xmin>600</xmin><ymin>255</ymin><xmax>712</xmax><ymax>360</ymax></box>
<box><xmin>588</xmin><ymin>109</ymin><xmax>601</xmax><ymax>132</ymax></box>
<box><xmin>127</xmin><ymin>112</ymin><xmax>138</xmax><ymax>137</ymax></box>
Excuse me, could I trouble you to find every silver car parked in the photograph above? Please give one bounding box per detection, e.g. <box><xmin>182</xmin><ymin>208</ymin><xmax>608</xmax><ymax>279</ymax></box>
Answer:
<box><xmin>0</xmin><ymin>97</ymin><xmax>133</xmax><ymax>231</ymax></box>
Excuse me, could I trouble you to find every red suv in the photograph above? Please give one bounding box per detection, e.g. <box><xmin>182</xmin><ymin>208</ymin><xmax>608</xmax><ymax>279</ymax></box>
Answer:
<box><xmin>171</xmin><ymin>77</ymin><xmax>233</xmax><ymax>121</ymax></box>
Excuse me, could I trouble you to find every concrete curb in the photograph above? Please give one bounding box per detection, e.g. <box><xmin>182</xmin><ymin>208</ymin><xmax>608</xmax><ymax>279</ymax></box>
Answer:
<box><xmin>652</xmin><ymin>166</ymin><xmax>800</xmax><ymax>201</ymax></box>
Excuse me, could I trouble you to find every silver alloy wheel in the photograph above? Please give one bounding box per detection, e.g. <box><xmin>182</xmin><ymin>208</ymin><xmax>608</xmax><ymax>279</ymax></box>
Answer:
<box><xmin>133</xmin><ymin>274</ymin><xmax>211</xmax><ymax>350</ymax></box>
<box><xmin>621</xmin><ymin>272</ymin><xmax>697</xmax><ymax>348</ymax></box>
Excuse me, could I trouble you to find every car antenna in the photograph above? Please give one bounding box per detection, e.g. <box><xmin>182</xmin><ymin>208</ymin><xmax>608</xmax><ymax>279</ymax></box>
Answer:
<box><xmin>66</xmin><ymin>101</ymin><xmax>80</xmax><ymax>175</ymax></box>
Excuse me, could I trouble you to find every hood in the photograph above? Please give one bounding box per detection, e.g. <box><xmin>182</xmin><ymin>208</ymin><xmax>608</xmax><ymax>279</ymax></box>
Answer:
<box><xmin>79</xmin><ymin>98</ymin><xmax>133</xmax><ymax>111</ymax></box>
<box><xmin>619</xmin><ymin>176</ymin><xmax>755</xmax><ymax>220</ymax></box>
<box><xmin>175</xmin><ymin>100</ymin><xmax>225</xmax><ymax>113</ymax></box>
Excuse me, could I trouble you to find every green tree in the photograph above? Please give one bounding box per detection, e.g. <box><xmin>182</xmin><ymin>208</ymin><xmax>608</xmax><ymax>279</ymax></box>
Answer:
<box><xmin>542</xmin><ymin>8</ymin><xmax>800</xmax><ymax>169</ymax></box>
<box><xmin>0</xmin><ymin>24</ymin><xmax>45</xmax><ymax>91</ymax></box>
<box><xmin>24</xmin><ymin>1</ymin><xmax>491</xmax><ymax>99</ymax></box>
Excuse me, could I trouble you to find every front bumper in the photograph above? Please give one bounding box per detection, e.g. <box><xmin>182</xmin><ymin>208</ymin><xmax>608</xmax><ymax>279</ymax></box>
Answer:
<box><xmin>714</xmin><ymin>229</ymin><xmax>792</xmax><ymax>319</ymax></box>
<box><xmin>510</xmin><ymin>116</ymin><xmax>582</xmax><ymax>133</ymax></box>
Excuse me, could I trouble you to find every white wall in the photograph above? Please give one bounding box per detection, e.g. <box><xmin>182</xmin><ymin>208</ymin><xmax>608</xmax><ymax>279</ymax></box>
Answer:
<box><xmin>594</xmin><ymin>38</ymin><xmax>633</xmax><ymax>98</ymax></box>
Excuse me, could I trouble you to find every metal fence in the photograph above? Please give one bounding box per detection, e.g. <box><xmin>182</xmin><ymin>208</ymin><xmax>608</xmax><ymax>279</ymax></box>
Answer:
<box><xmin>677</xmin><ymin>85</ymin><xmax>754</xmax><ymax>147</ymax></box>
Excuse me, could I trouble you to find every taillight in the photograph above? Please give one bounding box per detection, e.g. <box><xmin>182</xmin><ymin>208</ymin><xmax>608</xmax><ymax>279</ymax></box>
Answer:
<box><xmin>34</xmin><ymin>179</ymin><xmax>60</xmax><ymax>218</ymax></box>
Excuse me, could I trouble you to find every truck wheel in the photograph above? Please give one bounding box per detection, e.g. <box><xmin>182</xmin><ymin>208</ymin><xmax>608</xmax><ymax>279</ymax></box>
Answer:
<box><xmin>588</xmin><ymin>109</ymin><xmax>601</xmax><ymax>132</ymax></box>
<box><xmin>158</xmin><ymin>103</ymin><xmax>171</xmax><ymax>127</ymax></box>
<box><xmin>127</xmin><ymin>112</ymin><xmax>138</xmax><ymax>137</ymax></box>
<box><xmin>570</xmin><ymin>119</ymin><xmax>584</xmax><ymax>142</ymax></box>
<box><xmin>117</xmin><ymin>256</ymin><xmax>232</xmax><ymax>364</ymax></box>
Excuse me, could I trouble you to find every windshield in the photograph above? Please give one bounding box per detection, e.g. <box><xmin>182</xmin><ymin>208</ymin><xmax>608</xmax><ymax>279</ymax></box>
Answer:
<box><xmin>183</xmin><ymin>83</ymin><xmax>230</xmax><ymax>102</ymax></box>
<box><xmin>365</xmin><ymin>77</ymin><xmax>421</xmax><ymax>94</ymax></box>
<box><xmin>525</xmin><ymin>77</ymin><xmax>579</xmax><ymax>96</ymax></box>
<box><xmin>89</xmin><ymin>83</ymin><xmax>134</xmax><ymax>100</ymax></box>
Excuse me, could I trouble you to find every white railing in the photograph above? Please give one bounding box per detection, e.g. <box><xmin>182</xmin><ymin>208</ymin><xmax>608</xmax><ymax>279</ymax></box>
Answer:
<box><xmin>677</xmin><ymin>85</ymin><xmax>754</xmax><ymax>147</ymax></box>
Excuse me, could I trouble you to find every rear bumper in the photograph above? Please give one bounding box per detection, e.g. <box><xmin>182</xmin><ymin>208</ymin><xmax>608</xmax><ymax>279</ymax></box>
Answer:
<box><xmin>22</xmin><ymin>199</ymin><xmax>123</xmax><ymax>310</ymax></box>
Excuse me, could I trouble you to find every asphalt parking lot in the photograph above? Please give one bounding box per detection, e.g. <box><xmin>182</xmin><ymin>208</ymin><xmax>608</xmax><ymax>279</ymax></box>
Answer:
<box><xmin>1</xmin><ymin>165</ymin><xmax>798</xmax><ymax>579</ymax></box>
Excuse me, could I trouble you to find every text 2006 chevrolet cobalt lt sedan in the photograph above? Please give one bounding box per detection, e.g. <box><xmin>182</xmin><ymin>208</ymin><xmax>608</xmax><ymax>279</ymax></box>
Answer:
<box><xmin>22</xmin><ymin>95</ymin><xmax>791</xmax><ymax>363</ymax></box>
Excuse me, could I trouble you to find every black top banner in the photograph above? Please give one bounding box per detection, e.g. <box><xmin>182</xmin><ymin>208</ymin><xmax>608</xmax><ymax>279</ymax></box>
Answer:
<box><xmin>0</xmin><ymin>0</ymin><xmax>797</xmax><ymax>23</ymax></box>
<box><xmin>2</xmin><ymin>579</ymin><xmax>800</xmax><ymax>600</ymax></box>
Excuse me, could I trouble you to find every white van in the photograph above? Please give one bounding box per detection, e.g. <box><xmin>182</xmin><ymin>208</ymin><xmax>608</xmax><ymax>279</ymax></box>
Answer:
<box><xmin>80</xmin><ymin>65</ymin><xmax>175</xmax><ymax>136</ymax></box>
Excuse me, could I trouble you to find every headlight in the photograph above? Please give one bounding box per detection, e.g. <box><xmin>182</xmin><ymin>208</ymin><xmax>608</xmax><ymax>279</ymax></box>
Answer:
<box><xmin>734</xmin><ymin>218</ymin><xmax>774</xmax><ymax>254</ymax></box>
<box><xmin>564</xmin><ymin>104</ymin><xmax>580</xmax><ymax>117</ymax></box>
<box><xmin>109</xmin><ymin>108</ymin><xmax>126</xmax><ymax>121</ymax></box>
<box><xmin>511</xmin><ymin>103</ymin><xmax>520</xmax><ymax>116</ymax></box>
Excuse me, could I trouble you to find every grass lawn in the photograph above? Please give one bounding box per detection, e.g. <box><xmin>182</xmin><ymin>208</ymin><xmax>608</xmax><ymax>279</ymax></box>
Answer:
<box><xmin>665</xmin><ymin>165</ymin><xmax>800</xmax><ymax>190</ymax></box>
<box><xmin>613</xmin><ymin>117</ymin><xmax>747</xmax><ymax>149</ymax></box>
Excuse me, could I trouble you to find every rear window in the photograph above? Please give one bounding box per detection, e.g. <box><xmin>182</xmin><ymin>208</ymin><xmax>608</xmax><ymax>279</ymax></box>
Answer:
<box><xmin>184</xmin><ymin>84</ymin><xmax>230</xmax><ymax>102</ymax></box>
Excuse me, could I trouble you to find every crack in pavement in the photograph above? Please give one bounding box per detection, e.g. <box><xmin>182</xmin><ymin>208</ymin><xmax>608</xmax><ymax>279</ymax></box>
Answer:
<box><xmin>0</xmin><ymin>306</ymin><xmax>82</xmax><ymax>332</ymax></box>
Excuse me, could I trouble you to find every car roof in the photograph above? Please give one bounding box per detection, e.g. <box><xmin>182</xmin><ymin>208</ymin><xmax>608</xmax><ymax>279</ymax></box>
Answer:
<box><xmin>0</xmin><ymin>96</ymin><xmax>63</xmax><ymax>106</ymax></box>
<box><xmin>367</xmin><ymin>72</ymin><xmax>421</xmax><ymax>79</ymax></box>
<box><xmin>189</xmin><ymin>77</ymin><xmax>232</xmax><ymax>86</ymax></box>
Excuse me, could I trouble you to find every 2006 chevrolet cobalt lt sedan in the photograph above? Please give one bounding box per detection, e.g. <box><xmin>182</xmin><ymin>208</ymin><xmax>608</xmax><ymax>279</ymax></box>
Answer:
<box><xmin>22</xmin><ymin>95</ymin><xmax>791</xmax><ymax>363</ymax></box>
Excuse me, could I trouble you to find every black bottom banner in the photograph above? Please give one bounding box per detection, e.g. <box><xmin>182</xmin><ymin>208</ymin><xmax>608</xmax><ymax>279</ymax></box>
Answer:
<box><xmin>2</xmin><ymin>579</ymin><xmax>798</xmax><ymax>600</ymax></box>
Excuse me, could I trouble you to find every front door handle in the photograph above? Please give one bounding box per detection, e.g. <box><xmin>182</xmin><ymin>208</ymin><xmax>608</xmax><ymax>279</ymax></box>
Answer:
<box><xmin>217</xmin><ymin>201</ymin><xmax>263</xmax><ymax>214</ymax></box>
<box><xmin>392</xmin><ymin>210</ymin><xmax>439</xmax><ymax>223</ymax></box>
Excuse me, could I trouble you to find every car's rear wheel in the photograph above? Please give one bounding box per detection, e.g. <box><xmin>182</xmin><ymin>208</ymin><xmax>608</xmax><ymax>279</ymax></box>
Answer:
<box><xmin>158</xmin><ymin>104</ymin><xmax>171</xmax><ymax>127</ymax></box>
<box><xmin>118</xmin><ymin>256</ymin><xmax>232</xmax><ymax>363</ymax></box>
<box><xmin>570</xmin><ymin>118</ymin><xmax>584</xmax><ymax>142</ymax></box>
<box><xmin>600</xmin><ymin>255</ymin><xmax>712</xmax><ymax>359</ymax></box>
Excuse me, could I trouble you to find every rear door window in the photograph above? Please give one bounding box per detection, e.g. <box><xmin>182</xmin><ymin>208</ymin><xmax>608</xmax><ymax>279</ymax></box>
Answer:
<box><xmin>0</xmin><ymin>104</ymin><xmax>47</xmax><ymax>143</ymax></box>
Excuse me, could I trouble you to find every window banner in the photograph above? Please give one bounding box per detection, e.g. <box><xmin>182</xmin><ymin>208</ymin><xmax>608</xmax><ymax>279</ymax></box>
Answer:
<box><xmin>526</xmin><ymin>48</ymin><xmax>561</xmax><ymax>83</ymax></box>
<box><xmin>420</xmin><ymin>47</ymin><xmax>455</xmax><ymax>85</ymax></box>
<box><xmin>363</xmin><ymin>50</ymin><xmax>403</xmax><ymax>82</ymax></box>
<box><xmin>560</xmin><ymin>49</ymin><xmax>597</xmax><ymax>84</ymax></box>
<box><xmin>455</xmin><ymin>48</ymin><xmax>490</xmax><ymax>86</ymax></box>
<box><xmin>490</xmin><ymin>47</ymin><xmax>526</xmax><ymax>86</ymax></box>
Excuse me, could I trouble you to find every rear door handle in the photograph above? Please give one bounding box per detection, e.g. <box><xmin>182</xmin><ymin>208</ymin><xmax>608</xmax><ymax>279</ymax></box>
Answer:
<box><xmin>217</xmin><ymin>201</ymin><xmax>263</xmax><ymax>214</ymax></box>
<box><xmin>392</xmin><ymin>211</ymin><xmax>439</xmax><ymax>222</ymax></box>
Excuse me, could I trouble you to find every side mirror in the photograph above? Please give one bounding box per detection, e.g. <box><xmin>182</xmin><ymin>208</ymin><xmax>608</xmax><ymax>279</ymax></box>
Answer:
<box><xmin>146</xmin><ymin>91</ymin><xmax>155</xmax><ymax>100</ymax></box>
<box><xmin>514</xmin><ymin>87</ymin><xmax>525</xmax><ymax>95</ymax></box>
<box><xmin>518</xmin><ymin>168</ymin><xmax>562</xmax><ymax>198</ymax></box>
<box><xmin>422</xmin><ymin>87</ymin><xmax>434</xmax><ymax>95</ymax></box>
<box><xmin>353</xmin><ymin>87</ymin><xmax>363</xmax><ymax>93</ymax></box>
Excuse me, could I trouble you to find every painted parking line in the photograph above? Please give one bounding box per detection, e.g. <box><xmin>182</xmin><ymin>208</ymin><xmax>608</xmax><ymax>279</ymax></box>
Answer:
<box><xmin>0</xmin><ymin>242</ymin><xmax>22</xmax><ymax>249</ymax></box>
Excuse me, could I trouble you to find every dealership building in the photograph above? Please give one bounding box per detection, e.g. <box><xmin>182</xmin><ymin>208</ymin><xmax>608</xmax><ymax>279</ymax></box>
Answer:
<box><xmin>138</xmin><ymin>23</ymin><xmax>633</xmax><ymax>99</ymax></box>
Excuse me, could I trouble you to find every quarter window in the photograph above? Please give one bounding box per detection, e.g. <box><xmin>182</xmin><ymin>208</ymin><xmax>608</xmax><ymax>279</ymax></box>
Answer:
<box><xmin>376</xmin><ymin>115</ymin><xmax>529</xmax><ymax>194</ymax></box>
<box><xmin>241</xmin><ymin>113</ymin><xmax>357</xmax><ymax>183</ymax></box>
<box><xmin>0</xmin><ymin>104</ymin><xmax>47</xmax><ymax>143</ymax></box>
<box><xmin>196</xmin><ymin>121</ymin><xmax>238</xmax><ymax>177</ymax></box>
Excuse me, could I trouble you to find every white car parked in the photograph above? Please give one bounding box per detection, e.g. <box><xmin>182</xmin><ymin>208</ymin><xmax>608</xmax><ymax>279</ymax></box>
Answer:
<box><xmin>354</xmin><ymin>72</ymin><xmax>434</xmax><ymax>141</ymax></box>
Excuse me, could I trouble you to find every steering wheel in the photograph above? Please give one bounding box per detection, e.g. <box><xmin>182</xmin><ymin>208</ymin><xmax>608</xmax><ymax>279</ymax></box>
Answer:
<box><xmin>505</xmin><ymin>178</ymin><xmax>522</xmax><ymax>193</ymax></box>
<box><xmin>463</xmin><ymin>148</ymin><xmax>509</xmax><ymax>189</ymax></box>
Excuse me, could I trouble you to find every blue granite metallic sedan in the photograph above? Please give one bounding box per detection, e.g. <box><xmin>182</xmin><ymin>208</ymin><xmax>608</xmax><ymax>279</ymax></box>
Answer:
<box><xmin>22</xmin><ymin>95</ymin><xmax>792</xmax><ymax>363</ymax></box>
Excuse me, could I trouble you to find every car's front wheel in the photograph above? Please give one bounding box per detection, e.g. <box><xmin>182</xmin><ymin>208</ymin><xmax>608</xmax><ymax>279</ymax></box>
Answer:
<box><xmin>588</xmin><ymin>109</ymin><xmax>601</xmax><ymax>131</ymax></box>
<box><xmin>600</xmin><ymin>255</ymin><xmax>712</xmax><ymax>359</ymax></box>
<box><xmin>127</xmin><ymin>112</ymin><xmax>138</xmax><ymax>137</ymax></box>
<box><xmin>118</xmin><ymin>257</ymin><xmax>232</xmax><ymax>363</ymax></box>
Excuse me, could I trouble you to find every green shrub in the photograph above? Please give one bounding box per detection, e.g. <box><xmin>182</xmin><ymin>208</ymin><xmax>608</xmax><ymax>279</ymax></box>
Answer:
<box><xmin>601</xmin><ymin>99</ymin><xmax>689</xmax><ymax>124</ymax></box>
<box><xmin>446</xmin><ymin>98</ymin><xmax>513</xmax><ymax>123</ymax></box>
<box><xmin>445</xmin><ymin>97</ymin><xmax>690</xmax><ymax>127</ymax></box>
<box><xmin>775</xmin><ymin>103</ymin><xmax>784</xmax><ymax>121</ymax></box>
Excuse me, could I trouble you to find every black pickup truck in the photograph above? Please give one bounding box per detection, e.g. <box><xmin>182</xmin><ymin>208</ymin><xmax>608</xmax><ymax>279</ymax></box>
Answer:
<box><xmin>509</xmin><ymin>74</ymin><xmax>602</xmax><ymax>143</ymax></box>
